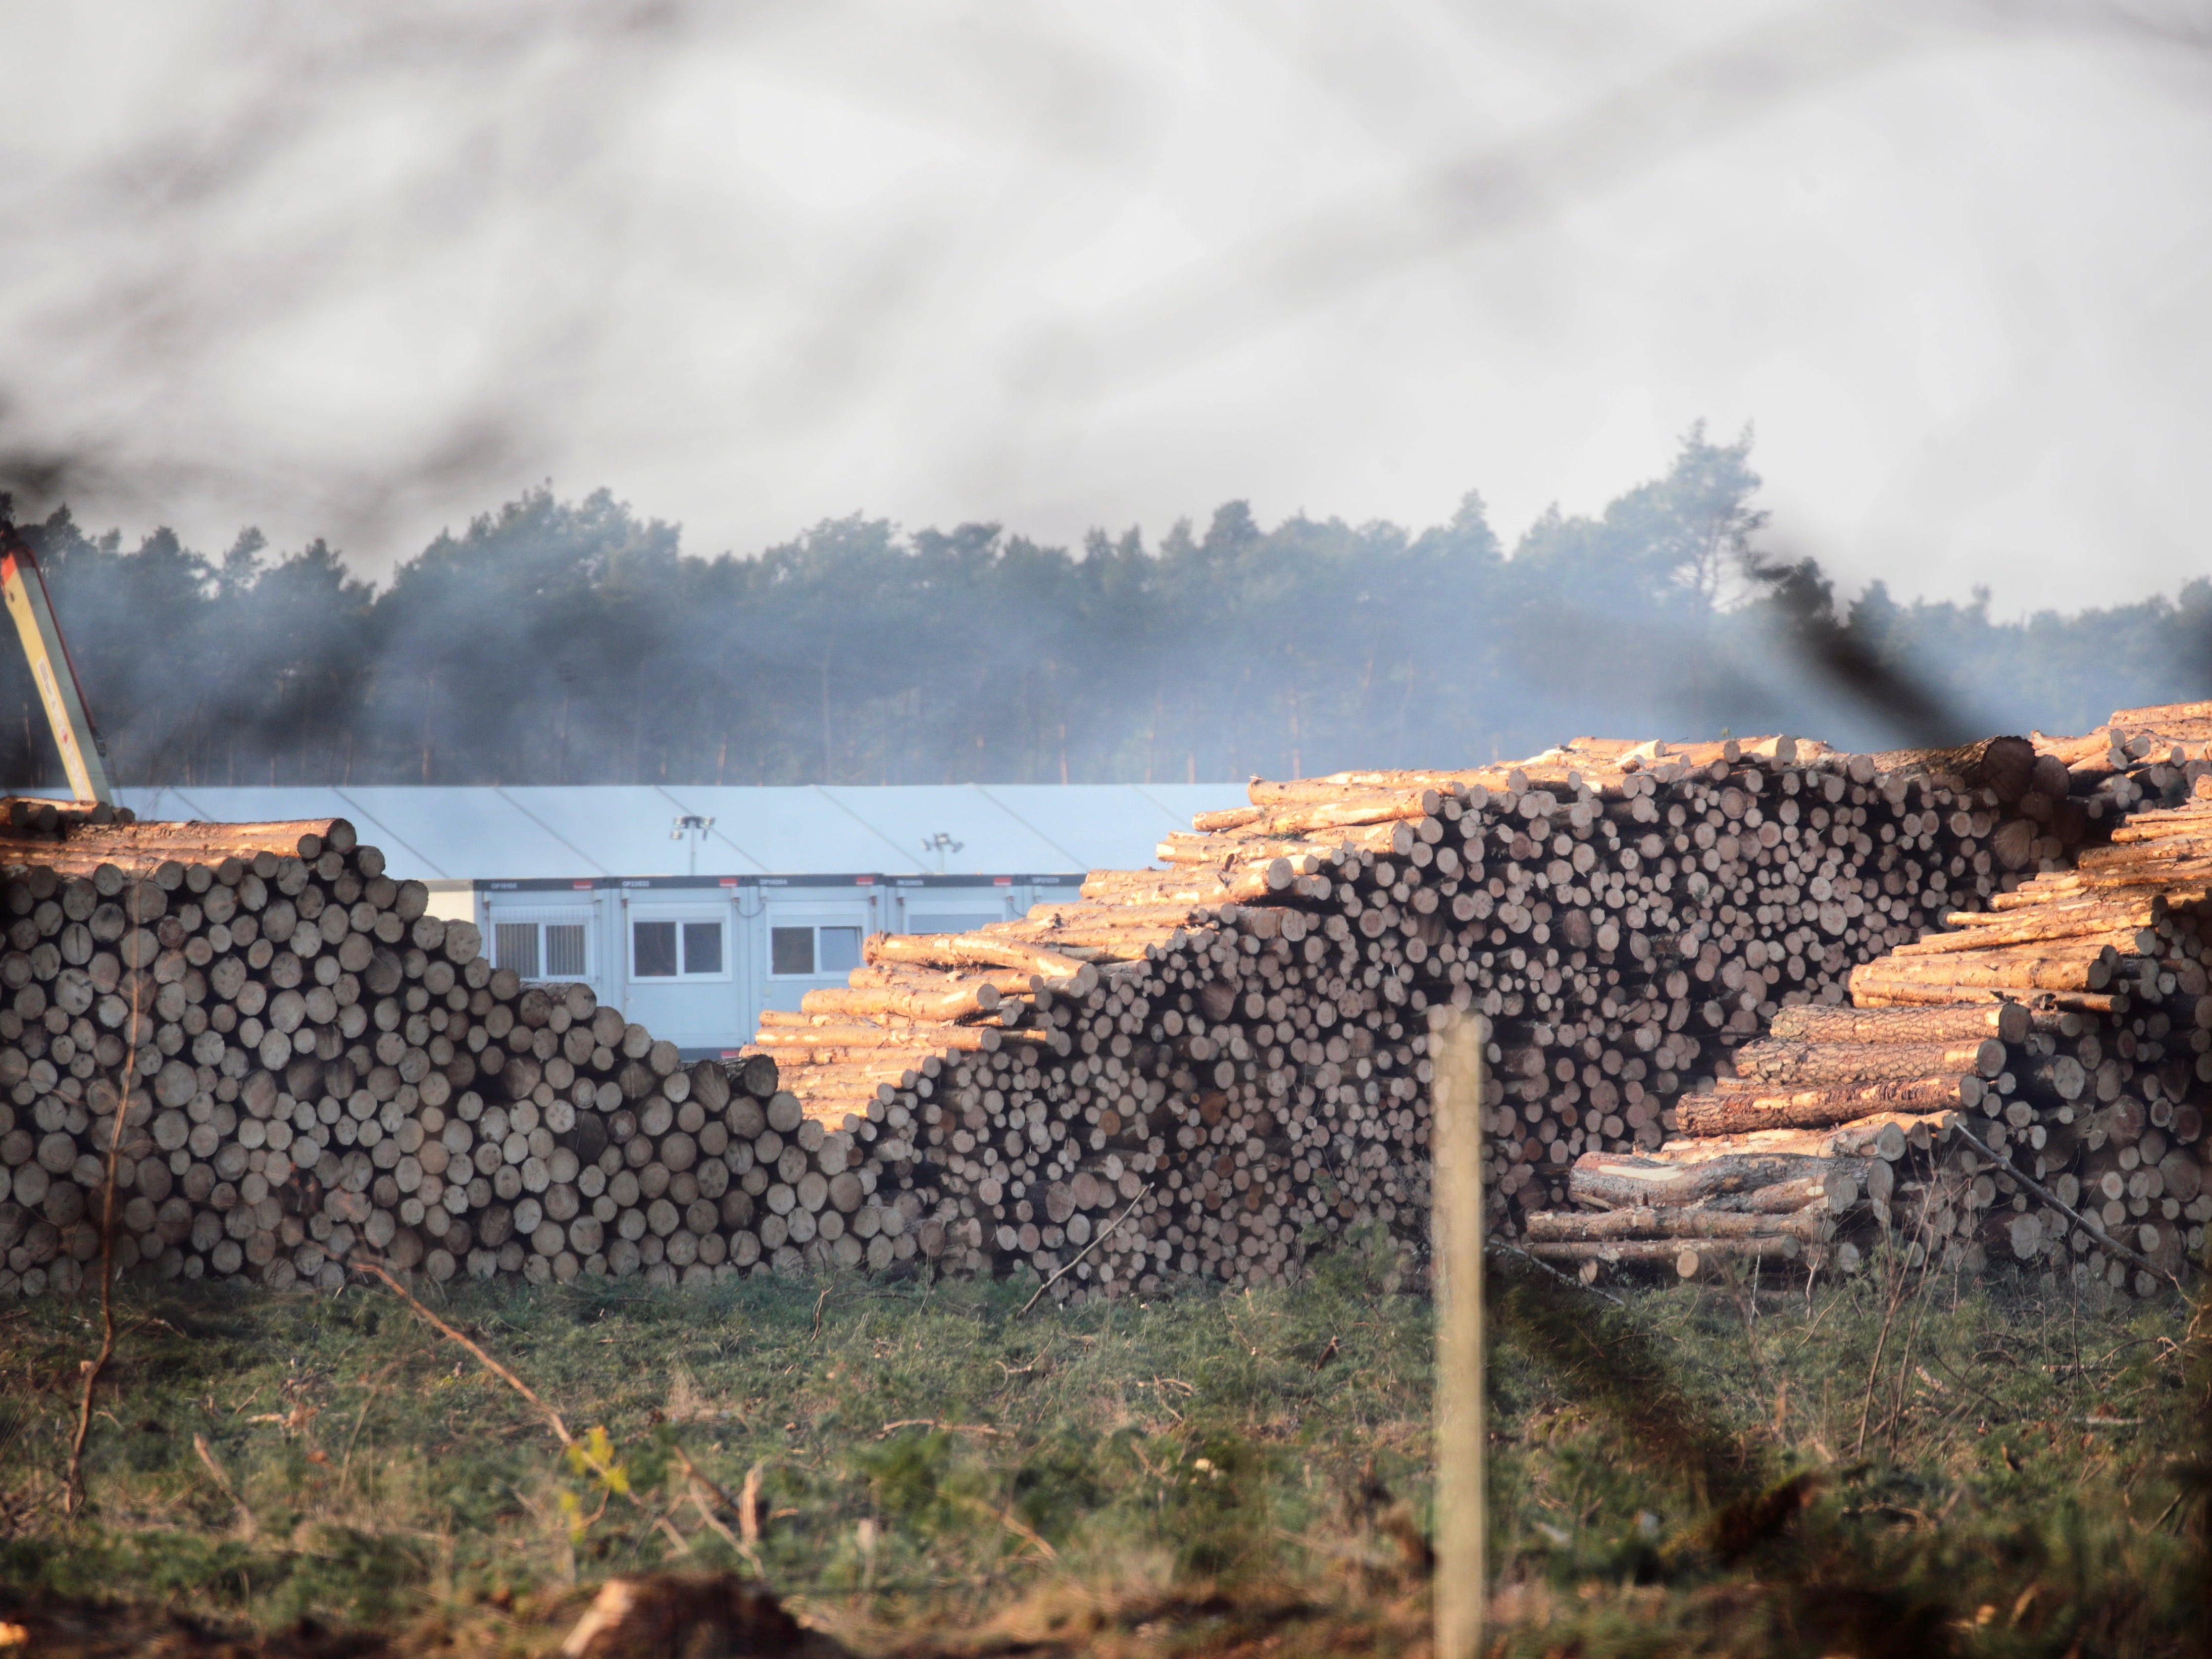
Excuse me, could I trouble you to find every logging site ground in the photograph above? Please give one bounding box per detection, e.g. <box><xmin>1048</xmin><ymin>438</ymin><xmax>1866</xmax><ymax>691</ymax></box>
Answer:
<box><xmin>0</xmin><ymin>1235</ymin><xmax>2204</xmax><ymax>1658</ymax></box>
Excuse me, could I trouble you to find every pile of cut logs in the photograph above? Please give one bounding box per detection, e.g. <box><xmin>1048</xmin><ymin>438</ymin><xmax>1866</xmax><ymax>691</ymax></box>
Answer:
<box><xmin>747</xmin><ymin>718</ymin><xmax>2208</xmax><ymax>1303</ymax></box>
<box><xmin>4</xmin><ymin>701</ymin><xmax>2207</xmax><ymax>1307</ymax></box>
<box><xmin>0</xmin><ymin>812</ymin><xmax>924</xmax><ymax>1300</ymax></box>
<box><xmin>1532</xmin><ymin>704</ymin><xmax>2212</xmax><ymax>1300</ymax></box>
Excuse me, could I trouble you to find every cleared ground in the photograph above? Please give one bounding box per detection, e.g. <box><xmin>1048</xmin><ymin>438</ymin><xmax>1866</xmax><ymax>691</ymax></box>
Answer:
<box><xmin>0</xmin><ymin>1237</ymin><xmax>2204</xmax><ymax>1657</ymax></box>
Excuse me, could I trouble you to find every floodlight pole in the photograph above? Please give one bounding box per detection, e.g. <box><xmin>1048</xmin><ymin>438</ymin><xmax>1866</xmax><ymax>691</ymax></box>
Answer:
<box><xmin>1432</xmin><ymin>1007</ymin><xmax>1487</xmax><ymax>1659</ymax></box>
<box><xmin>670</xmin><ymin>813</ymin><xmax>715</xmax><ymax>877</ymax></box>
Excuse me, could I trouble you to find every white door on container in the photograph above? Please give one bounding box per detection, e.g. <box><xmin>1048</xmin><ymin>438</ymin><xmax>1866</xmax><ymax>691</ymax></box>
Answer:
<box><xmin>900</xmin><ymin>895</ymin><xmax>1015</xmax><ymax>936</ymax></box>
<box><xmin>622</xmin><ymin>899</ymin><xmax>737</xmax><ymax>1051</ymax></box>
<box><xmin>759</xmin><ymin>903</ymin><xmax>872</xmax><ymax>1015</ymax></box>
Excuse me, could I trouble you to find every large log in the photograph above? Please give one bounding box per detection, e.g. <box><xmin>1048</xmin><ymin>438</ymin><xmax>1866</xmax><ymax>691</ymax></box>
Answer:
<box><xmin>1730</xmin><ymin>1038</ymin><xmax>2007</xmax><ymax>1085</ymax></box>
<box><xmin>1519</xmin><ymin>1237</ymin><xmax>1806</xmax><ymax>1266</ymax></box>
<box><xmin>1869</xmin><ymin>735</ymin><xmax>2037</xmax><ymax>802</ymax></box>
<box><xmin>863</xmin><ymin>932</ymin><xmax>1100</xmax><ymax>992</ymax></box>
<box><xmin>1766</xmin><ymin>1003</ymin><xmax>2029</xmax><ymax>1045</ymax></box>
<box><xmin>1525</xmin><ymin>1204</ymin><xmax>1831</xmax><ymax>1244</ymax></box>
<box><xmin>1569</xmin><ymin>1150</ymin><xmax>1867</xmax><ymax>1211</ymax></box>
<box><xmin>799</xmin><ymin>982</ymin><xmax>1000</xmax><ymax>1022</ymax></box>
<box><xmin>1674</xmin><ymin>1075</ymin><xmax>1984</xmax><ymax>1135</ymax></box>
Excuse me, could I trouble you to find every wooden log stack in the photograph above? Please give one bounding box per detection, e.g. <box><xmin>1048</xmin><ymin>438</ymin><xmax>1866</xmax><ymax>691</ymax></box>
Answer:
<box><xmin>1532</xmin><ymin>702</ymin><xmax>2212</xmax><ymax>1300</ymax></box>
<box><xmin>737</xmin><ymin>714</ymin><xmax>2212</xmax><ymax>1305</ymax></box>
<box><xmin>0</xmin><ymin>811</ymin><xmax>926</xmax><ymax>1301</ymax></box>
<box><xmin>6</xmin><ymin>697</ymin><xmax>2208</xmax><ymax>1308</ymax></box>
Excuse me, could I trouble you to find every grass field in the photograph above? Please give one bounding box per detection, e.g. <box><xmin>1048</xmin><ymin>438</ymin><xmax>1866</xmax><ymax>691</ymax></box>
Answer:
<box><xmin>0</xmin><ymin>1231</ymin><xmax>2205</xmax><ymax>1657</ymax></box>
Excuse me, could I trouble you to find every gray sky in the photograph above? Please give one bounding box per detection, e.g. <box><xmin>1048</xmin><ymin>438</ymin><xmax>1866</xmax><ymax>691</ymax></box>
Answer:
<box><xmin>1</xmin><ymin>1</ymin><xmax>2208</xmax><ymax>612</ymax></box>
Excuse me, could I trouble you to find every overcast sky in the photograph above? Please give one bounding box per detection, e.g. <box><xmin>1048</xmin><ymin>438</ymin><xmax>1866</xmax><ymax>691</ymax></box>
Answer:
<box><xmin>1</xmin><ymin>1</ymin><xmax>2207</xmax><ymax>613</ymax></box>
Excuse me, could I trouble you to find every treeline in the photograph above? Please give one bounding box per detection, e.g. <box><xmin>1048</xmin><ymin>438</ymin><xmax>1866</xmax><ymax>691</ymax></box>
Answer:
<box><xmin>1</xmin><ymin>426</ymin><xmax>2207</xmax><ymax>791</ymax></box>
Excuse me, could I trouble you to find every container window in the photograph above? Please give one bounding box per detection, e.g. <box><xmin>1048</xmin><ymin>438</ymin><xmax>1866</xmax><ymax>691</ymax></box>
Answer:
<box><xmin>545</xmin><ymin>924</ymin><xmax>589</xmax><ymax>978</ymax></box>
<box><xmin>907</xmin><ymin>913</ymin><xmax>1000</xmax><ymax>935</ymax></box>
<box><xmin>818</xmin><ymin>926</ymin><xmax>862</xmax><ymax>973</ymax></box>
<box><xmin>683</xmin><ymin>921</ymin><xmax>723</xmax><ymax>975</ymax></box>
<box><xmin>633</xmin><ymin>920</ymin><xmax>679</xmax><ymax>977</ymax></box>
<box><xmin>771</xmin><ymin>926</ymin><xmax>814</xmax><ymax>976</ymax></box>
<box><xmin>495</xmin><ymin>922</ymin><xmax>540</xmax><ymax>981</ymax></box>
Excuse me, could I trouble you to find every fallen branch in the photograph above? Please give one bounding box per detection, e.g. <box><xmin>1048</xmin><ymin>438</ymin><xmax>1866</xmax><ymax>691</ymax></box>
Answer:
<box><xmin>1019</xmin><ymin>1185</ymin><xmax>1153</xmax><ymax>1316</ymax></box>
<box><xmin>191</xmin><ymin>1433</ymin><xmax>254</xmax><ymax>1539</ymax></box>
<box><xmin>1491</xmin><ymin>1238</ymin><xmax>1629</xmax><ymax>1309</ymax></box>
<box><xmin>348</xmin><ymin>1255</ymin><xmax>572</xmax><ymax>1447</ymax></box>
<box><xmin>668</xmin><ymin>1441</ymin><xmax>761</xmax><ymax>1571</ymax></box>
<box><xmin>63</xmin><ymin>963</ymin><xmax>144</xmax><ymax>1517</ymax></box>
<box><xmin>1945</xmin><ymin>1121</ymin><xmax>2195</xmax><ymax>1295</ymax></box>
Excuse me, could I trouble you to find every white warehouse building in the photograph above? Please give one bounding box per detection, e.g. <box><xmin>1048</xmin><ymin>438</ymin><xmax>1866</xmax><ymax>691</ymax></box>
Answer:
<box><xmin>117</xmin><ymin>784</ymin><xmax>1243</xmax><ymax>1058</ymax></box>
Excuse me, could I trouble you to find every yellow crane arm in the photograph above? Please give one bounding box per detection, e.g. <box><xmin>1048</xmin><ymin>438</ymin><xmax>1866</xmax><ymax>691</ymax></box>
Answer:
<box><xmin>0</xmin><ymin>532</ymin><xmax>113</xmax><ymax>806</ymax></box>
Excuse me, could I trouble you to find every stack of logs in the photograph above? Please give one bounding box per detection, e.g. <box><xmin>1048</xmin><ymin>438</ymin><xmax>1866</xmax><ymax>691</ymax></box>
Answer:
<box><xmin>743</xmin><ymin>717</ymin><xmax>2201</xmax><ymax>1303</ymax></box>
<box><xmin>0</xmin><ymin>812</ymin><xmax>926</xmax><ymax>1300</ymax></box>
<box><xmin>1532</xmin><ymin>703</ymin><xmax>2212</xmax><ymax>1300</ymax></box>
<box><xmin>5</xmin><ymin>700</ymin><xmax>2208</xmax><ymax>1307</ymax></box>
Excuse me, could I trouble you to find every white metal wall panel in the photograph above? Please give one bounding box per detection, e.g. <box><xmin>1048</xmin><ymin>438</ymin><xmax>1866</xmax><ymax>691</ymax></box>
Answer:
<box><xmin>659</xmin><ymin>787</ymin><xmax>923</xmax><ymax>875</ymax></box>
<box><xmin>118</xmin><ymin>783</ymin><xmax>1248</xmax><ymax>882</ymax></box>
<box><xmin>752</xmin><ymin>886</ymin><xmax>881</xmax><ymax>1019</ymax></box>
<box><xmin>110</xmin><ymin>784</ymin><xmax>1249</xmax><ymax>1055</ymax></box>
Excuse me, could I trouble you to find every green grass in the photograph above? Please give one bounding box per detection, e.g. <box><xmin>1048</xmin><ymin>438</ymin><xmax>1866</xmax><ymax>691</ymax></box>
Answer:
<box><xmin>0</xmin><ymin>1231</ymin><xmax>2204</xmax><ymax>1657</ymax></box>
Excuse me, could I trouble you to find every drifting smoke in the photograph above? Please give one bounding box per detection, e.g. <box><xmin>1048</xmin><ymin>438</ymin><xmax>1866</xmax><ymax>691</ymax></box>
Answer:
<box><xmin>2</xmin><ymin>4</ymin><xmax>2210</xmax><ymax>792</ymax></box>
<box><xmin>2</xmin><ymin>426</ymin><xmax>2208</xmax><ymax>798</ymax></box>
<box><xmin>3</xmin><ymin>3</ymin><xmax>2211</xmax><ymax>608</ymax></box>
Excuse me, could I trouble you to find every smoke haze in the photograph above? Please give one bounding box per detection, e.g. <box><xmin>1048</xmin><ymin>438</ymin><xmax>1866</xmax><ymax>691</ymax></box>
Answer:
<box><xmin>2</xmin><ymin>2</ymin><xmax>2211</xmax><ymax>613</ymax></box>
<box><xmin>3</xmin><ymin>429</ymin><xmax>2207</xmax><ymax>797</ymax></box>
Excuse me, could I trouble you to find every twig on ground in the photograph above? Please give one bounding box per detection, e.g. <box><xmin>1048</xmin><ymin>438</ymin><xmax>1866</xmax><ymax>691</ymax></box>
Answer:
<box><xmin>192</xmin><ymin>1434</ymin><xmax>255</xmax><ymax>1539</ymax></box>
<box><xmin>1856</xmin><ymin>1153</ymin><xmax>1944</xmax><ymax>1458</ymax></box>
<box><xmin>738</xmin><ymin>1461</ymin><xmax>764</xmax><ymax>1547</ymax></box>
<box><xmin>666</xmin><ymin>1439</ymin><xmax>744</xmax><ymax>1514</ymax></box>
<box><xmin>668</xmin><ymin>1441</ymin><xmax>761</xmax><ymax>1570</ymax></box>
<box><xmin>348</xmin><ymin>1255</ymin><xmax>572</xmax><ymax>1448</ymax></box>
<box><xmin>64</xmin><ymin>960</ymin><xmax>143</xmax><ymax>1517</ymax></box>
<box><xmin>959</xmin><ymin>1494</ymin><xmax>1057</xmax><ymax>1560</ymax></box>
<box><xmin>1019</xmin><ymin>1185</ymin><xmax>1153</xmax><ymax>1315</ymax></box>
<box><xmin>1924</xmin><ymin>1350</ymin><xmax>2010</xmax><ymax>1421</ymax></box>
<box><xmin>338</xmin><ymin>1353</ymin><xmax>423</xmax><ymax>1498</ymax></box>
<box><xmin>1491</xmin><ymin>1239</ymin><xmax>1627</xmax><ymax>1308</ymax></box>
<box><xmin>687</xmin><ymin>1487</ymin><xmax>750</xmax><ymax>1558</ymax></box>
<box><xmin>1948</xmin><ymin>1121</ymin><xmax>2193</xmax><ymax>1294</ymax></box>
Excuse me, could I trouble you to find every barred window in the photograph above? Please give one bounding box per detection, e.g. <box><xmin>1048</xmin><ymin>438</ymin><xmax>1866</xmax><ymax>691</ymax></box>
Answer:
<box><xmin>545</xmin><ymin>924</ymin><xmax>588</xmax><ymax>978</ymax></box>
<box><xmin>495</xmin><ymin>922</ymin><xmax>539</xmax><ymax>980</ymax></box>
<box><xmin>496</xmin><ymin>919</ymin><xmax>592</xmax><ymax>982</ymax></box>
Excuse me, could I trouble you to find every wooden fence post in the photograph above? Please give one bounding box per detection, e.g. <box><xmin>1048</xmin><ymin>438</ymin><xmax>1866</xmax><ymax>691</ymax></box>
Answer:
<box><xmin>1432</xmin><ymin>1007</ymin><xmax>1487</xmax><ymax>1659</ymax></box>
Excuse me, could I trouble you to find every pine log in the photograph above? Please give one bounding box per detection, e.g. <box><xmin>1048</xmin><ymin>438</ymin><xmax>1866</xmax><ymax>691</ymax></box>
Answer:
<box><xmin>863</xmin><ymin>932</ymin><xmax>1100</xmax><ymax>992</ymax></box>
<box><xmin>1767</xmin><ymin>1003</ymin><xmax>2029</xmax><ymax>1045</ymax></box>
<box><xmin>1519</xmin><ymin>1237</ymin><xmax>1804</xmax><ymax>1265</ymax></box>
<box><xmin>1675</xmin><ymin>1076</ymin><xmax>1983</xmax><ymax>1136</ymax></box>
<box><xmin>799</xmin><ymin>983</ymin><xmax>1000</xmax><ymax>1021</ymax></box>
<box><xmin>1569</xmin><ymin>1150</ymin><xmax>1868</xmax><ymax>1210</ymax></box>
<box><xmin>1524</xmin><ymin>1204</ymin><xmax>1831</xmax><ymax>1243</ymax></box>
<box><xmin>1731</xmin><ymin>1038</ymin><xmax>2007</xmax><ymax>1084</ymax></box>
